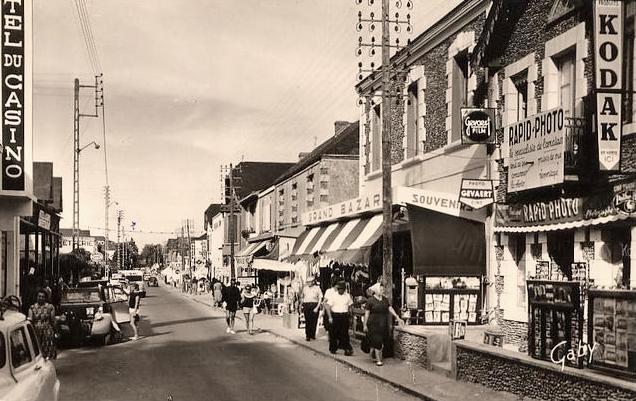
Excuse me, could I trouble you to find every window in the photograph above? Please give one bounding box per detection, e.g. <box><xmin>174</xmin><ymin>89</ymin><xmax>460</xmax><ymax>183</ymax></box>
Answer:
<box><xmin>510</xmin><ymin>234</ymin><xmax>527</xmax><ymax>307</ymax></box>
<box><xmin>306</xmin><ymin>174</ymin><xmax>314</xmax><ymax>209</ymax></box>
<box><xmin>371</xmin><ymin>104</ymin><xmax>381</xmax><ymax>171</ymax></box>
<box><xmin>512</xmin><ymin>72</ymin><xmax>528</xmax><ymax>122</ymax></box>
<box><xmin>406</xmin><ymin>82</ymin><xmax>419</xmax><ymax>158</ymax></box>
<box><xmin>10</xmin><ymin>327</ymin><xmax>32</xmax><ymax>369</ymax></box>
<box><xmin>26</xmin><ymin>323</ymin><xmax>40</xmax><ymax>358</ymax></box>
<box><xmin>0</xmin><ymin>333</ymin><xmax>5</xmax><ymax>369</ymax></box>
<box><xmin>557</xmin><ymin>53</ymin><xmax>576</xmax><ymax>118</ymax></box>
<box><xmin>451</xmin><ymin>51</ymin><xmax>469</xmax><ymax>143</ymax></box>
<box><xmin>624</xmin><ymin>16</ymin><xmax>634</xmax><ymax>124</ymax></box>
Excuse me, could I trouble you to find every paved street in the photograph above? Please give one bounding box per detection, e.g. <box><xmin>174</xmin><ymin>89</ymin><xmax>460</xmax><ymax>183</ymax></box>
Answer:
<box><xmin>55</xmin><ymin>285</ymin><xmax>419</xmax><ymax>401</ymax></box>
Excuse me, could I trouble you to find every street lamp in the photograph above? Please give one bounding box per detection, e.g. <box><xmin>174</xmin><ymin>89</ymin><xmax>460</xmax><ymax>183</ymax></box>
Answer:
<box><xmin>72</xmin><ymin>140</ymin><xmax>101</xmax><ymax>250</ymax></box>
<box><xmin>104</xmin><ymin>197</ymin><xmax>118</xmax><ymax>279</ymax></box>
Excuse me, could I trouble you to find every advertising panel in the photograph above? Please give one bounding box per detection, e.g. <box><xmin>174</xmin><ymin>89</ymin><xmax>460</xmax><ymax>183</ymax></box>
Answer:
<box><xmin>594</xmin><ymin>0</ymin><xmax>623</xmax><ymax>171</ymax></box>
<box><xmin>1</xmin><ymin>0</ymin><xmax>32</xmax><ymax>196</ymax></box>
<box><xmin>459</xmin><ymin>179</ymin><xmax>494</xmax><ymax>209</ymax></box>
<box><xmin>460</xmin><ymin>108</ymin><xmax>496</xmax><ymax>144</ymax></box>
<box><xmin>505</xmin><ymin>107</ymin><xmax>565</xmax><ymax>193</ymax></box>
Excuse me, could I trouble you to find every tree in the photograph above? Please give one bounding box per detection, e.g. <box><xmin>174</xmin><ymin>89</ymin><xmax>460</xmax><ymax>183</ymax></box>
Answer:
<box><xmin>140</xmin><ymin>243</ymin><xmax>164</xmax><ymax>266</ymax></box>
<box><xmin>59</xmin><ymin>248</ymin><xmax>100</xmax><ymax>284</ymax></box>
<box><xmin>110</xmin><ymin>238</ymin><xmax>140</xmax><ymax>270</ymax></box>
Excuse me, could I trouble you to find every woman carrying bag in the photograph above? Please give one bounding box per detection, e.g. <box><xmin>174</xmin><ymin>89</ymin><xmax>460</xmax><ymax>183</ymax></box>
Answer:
<box><xmin>363</xmin><ymin>282</ymin><xmax>403</xmax><ymax>366</ymax></box>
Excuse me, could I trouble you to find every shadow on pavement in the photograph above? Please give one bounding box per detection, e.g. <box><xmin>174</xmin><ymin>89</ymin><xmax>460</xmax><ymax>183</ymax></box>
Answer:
<box><xmin>150</xmin><ymin>316</ymin><xmax>223</xmax><ymax>329</ymax></box>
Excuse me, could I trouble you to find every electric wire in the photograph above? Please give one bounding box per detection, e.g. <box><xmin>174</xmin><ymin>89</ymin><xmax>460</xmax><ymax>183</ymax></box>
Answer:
<box><xmin>72</xmin><ymin>0</ymin><xmax>98</xmax><ymax>74</ymax></box>
<box><xmin>78</xmin><ymin>0</ymin><xmax>102</xmax><ymax>72</ymax></box>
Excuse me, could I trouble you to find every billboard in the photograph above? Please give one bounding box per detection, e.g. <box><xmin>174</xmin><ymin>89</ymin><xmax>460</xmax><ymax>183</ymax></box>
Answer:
<box><xmin>506</xmin><ymin>107</ymin><xmax>565</xmax><ymax>193</ymax></box>
<box><xmin>1</xmin><ymin>0</ymin><xmax>32</xmax><ymax>196</ymax></box>
<box><xmin>594</xmin><ymin>0</ymin><xmax>623</xmax><ymax>171</ymax></box>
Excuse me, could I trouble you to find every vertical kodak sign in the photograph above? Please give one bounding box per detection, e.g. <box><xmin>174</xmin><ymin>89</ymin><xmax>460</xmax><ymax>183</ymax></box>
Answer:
<box><xmin>1</xmin><ymin>0</ymin><xmax>31</xmax><ymax>195</ymax></box>
<box><xmin>594</xmin><ymin>0</ymin><xmax>623</xmax><ymax>171</ymax></box>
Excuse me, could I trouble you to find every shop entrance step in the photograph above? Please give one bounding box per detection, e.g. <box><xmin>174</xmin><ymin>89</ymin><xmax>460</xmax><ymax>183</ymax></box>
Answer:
<box><xmin>430</xmin><ymin>361</ymin><xmax>452</xmax><ymax>377</ymax></box>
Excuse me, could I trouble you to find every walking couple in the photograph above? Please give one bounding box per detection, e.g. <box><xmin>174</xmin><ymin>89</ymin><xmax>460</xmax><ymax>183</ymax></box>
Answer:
<box><xmin>221</xmin><ymin>280</ymin><xmax>259</xmax><ymax>335</ymax></box>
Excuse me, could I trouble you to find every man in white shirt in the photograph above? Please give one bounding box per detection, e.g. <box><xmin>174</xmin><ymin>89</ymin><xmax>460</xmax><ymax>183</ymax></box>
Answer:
<box><xmin>325</xmin><ymin>280</ymin><xmax>354</xmax><ymax>355</ymax></box>
<box><xmin>300</xmin><ymin>276</ymin><xmax>323</xmax><ymax>341</ymax></box>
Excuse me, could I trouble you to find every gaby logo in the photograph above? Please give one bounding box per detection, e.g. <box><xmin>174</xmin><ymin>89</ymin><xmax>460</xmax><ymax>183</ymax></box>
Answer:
<box><xmin>550</xmin><ymin>341</ymin><xmax>598</xmax><ymax>371</ymax></box>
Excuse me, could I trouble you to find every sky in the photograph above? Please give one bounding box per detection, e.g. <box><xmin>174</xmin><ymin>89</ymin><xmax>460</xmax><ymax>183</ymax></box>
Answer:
<box><xmin>33</xmin><ymin>0</ymin><xmax>461</xmax><ymax>246</ymax></box>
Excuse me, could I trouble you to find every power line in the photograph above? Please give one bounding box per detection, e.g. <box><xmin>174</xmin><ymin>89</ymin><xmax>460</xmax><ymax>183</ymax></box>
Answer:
<box><xmin>72</xmin><ymin>0</ymin><xmax>98</xmax><ymax>74</ymax></box>
<box><xmin>78</xmin><ymin>0</ymin><xmax>102</xmax><ymax>72</ymax></box>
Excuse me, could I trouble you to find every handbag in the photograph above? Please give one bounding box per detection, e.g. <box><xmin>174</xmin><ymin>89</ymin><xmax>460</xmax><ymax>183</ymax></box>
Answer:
<box><xmin>361</xmin><ymin>336</ymin><xmax>371</xmax><ymax>354</ymax></box>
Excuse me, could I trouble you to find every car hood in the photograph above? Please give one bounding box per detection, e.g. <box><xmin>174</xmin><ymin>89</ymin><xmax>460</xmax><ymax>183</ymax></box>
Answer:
<box><xmin>59</xmin><ymin>301</ymin><xmax>103</xmax><ymax>310</ymax></box>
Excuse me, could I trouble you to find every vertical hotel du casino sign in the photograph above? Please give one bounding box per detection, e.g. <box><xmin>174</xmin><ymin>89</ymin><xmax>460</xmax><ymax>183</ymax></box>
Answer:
<box><xmin>1</xmin><ymin>0</ymin><xmax>31</xmax><ymax>195</ymax></box>
<box><xmin>594</xmin><ymin>0</ymin><xmax>623</xmax><ymax>171</ymax></box>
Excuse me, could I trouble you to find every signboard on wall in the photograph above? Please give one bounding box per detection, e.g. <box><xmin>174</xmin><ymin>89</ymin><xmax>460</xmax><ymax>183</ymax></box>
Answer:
<box><xmin>302</xmin><ymin>191</ymin><xmax>381</xmax><ymax>225</ymax></box>
<box><xmin>594</xmin><ymin>0</ymin><xmax>623</xmax><ymax>171</ymax></box>
<box><xmin>459</xmin><ymin>179</ymin><xmax>494</xmax><ymax>209</ymax></box>
<box><xmin>460</xmin><ymin>108</ymin><xmax>496</xmax><ymax>144</ymax></box>
<box><xmin>1</xmin><ymin>0</ymin><xmax>32</xmax><ymax>195</ymax></box>
<box><xmin>505</xmin><ymin>107</ymin><xmax>565</xmax><ymax>193</ymax></box>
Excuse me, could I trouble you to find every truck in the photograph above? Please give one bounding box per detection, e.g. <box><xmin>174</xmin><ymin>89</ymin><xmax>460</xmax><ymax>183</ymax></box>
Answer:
<box><xmin>117</xmin><ymin>269</ymin><xmax>146</xmax><ymax>297</ymax></box>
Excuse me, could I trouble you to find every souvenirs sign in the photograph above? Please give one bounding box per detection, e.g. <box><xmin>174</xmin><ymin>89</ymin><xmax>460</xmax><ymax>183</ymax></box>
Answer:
<box><xmin>460</xmin><ymin>108</ymin><xmax>496</xmax><ymax>144</ymax></box>
<box><xmin>1</xmin><ymin>0</ymin><xmax>32</xmax><ymax>195</ymax></box>
<box><xmin>459</xmin><ymin>179</ymin><xmax>494</xmax><ymax>209</ymax></box>
<box><xmin>506</xmin><ymin>107</ymin><xmax>565</xmax><ymax>193</ymax></box>
<box><xmin>594</xmin><ymin>0</ymin><xmax>623</xmax><ymax>171</ymax></box>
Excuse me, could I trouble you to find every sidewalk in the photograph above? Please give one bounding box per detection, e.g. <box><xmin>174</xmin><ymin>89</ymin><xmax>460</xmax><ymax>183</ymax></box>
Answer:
<box><xmin>177</xmin><ymin>289</ymin><xmax>532</xmax><ymax>401</ymax></box>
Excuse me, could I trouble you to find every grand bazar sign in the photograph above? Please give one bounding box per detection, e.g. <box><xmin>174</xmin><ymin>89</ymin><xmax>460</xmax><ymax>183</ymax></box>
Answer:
<box><xmin>302</xmin><ymin>191</ymin><xmax>382</xmax><ymax>225</ymax></box>
<box><xmin>1</xmin><ymin>0</ymin><xmax>31</xmax><ymax>194</ymax></box>
<box><xmin>506</xmin><ymin>107</ymin><xmax>565</xmax><ymax>193</ymax></box>
<box><xmin>594</xmin><ymin>0</ymin><xmax>623</xmax><ymax>171</ymax></box>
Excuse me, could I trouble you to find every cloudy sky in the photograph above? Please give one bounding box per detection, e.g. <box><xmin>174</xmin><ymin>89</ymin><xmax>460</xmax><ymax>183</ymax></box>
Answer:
<box><xmin>33</xmin><ymin>0</ymin><xmax>460</xmax><ymax>246</ymax></box>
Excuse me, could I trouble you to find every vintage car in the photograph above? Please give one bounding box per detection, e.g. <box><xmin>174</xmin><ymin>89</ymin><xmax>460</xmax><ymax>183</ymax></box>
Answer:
<box><xmin>57</xmin><ymin>285</ymin><xmax>123</xmax><ymax>346</ymax></box>
<box><xmin>0</xmin><ymin>296</ymin><xmax>60</xmax><ymax>401</ymax></box>
<box><xmin>146</xmin><ymin>276</ymin><xmax>159</xmax><ymax>287</ymax></box>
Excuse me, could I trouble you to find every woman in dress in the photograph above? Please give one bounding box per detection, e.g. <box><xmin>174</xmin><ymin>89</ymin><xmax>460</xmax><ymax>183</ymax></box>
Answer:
<box><xmin>28</xmin><ymin>289</ymin><xmax>58</xmax><ymax>360</ymax></box>
<box><xmin>363</xmin><ymin>283</ymin><xmax>403</xmax><ymax>366</ymax></box>
<box><xmin>241</xmin><ymin>284</ymin><xmax>256</xmax><ymax>335</ymax></box>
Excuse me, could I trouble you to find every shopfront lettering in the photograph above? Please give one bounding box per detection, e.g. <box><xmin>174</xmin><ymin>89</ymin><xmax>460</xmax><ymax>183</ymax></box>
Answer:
<box><xmin>522</xmin><ymin>198</ymin><xmax>580</xmax><ymax>223</ymax></box>
<box><xmin>1</xmin><ymin>0</ymin><xmax>25</xmax><ymax>191</ymax></box>
<box><xmin>550</xmin><ymin>341</ymin><xmax>598</xmax><ymax>371</ymax></box>
<box><xmin>303</xmin><ymin>192</ymin><xmax>382</xmax><ymax>225</ymax></box>
<box><xmin>508</xmin><ymin>109</ymin><xmax>563</xmax><ymax>147</ymax></box>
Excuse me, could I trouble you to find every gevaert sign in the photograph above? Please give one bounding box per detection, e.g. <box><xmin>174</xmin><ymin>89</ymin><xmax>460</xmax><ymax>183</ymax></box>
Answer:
<box><xmin>1</xmin><ymin>0</ymin><xmax>31</xmax><ymax>195</ymax></box>
<box><xmin>459</xmin><ymin>179</ymin><xmax>494</xmax><ymax>209</ymax></box>
<box><xmin>302</xmin><ymin>191</ymin><xmax>382</xmax><ymax>225</ymax></box>
<box><xmin>506</xmin><ymin>107</ymin><xmax>565</xmax><ymax>193</ymax></box>
<box><xmin>461</xmin><ymin>108</ymin><xmax>495</xmax><ymax>144</ymax></box>
<box><xmin>594</xmin><ymin>0</ymin><xmax>623</xmax><ymax>171</ymax></box>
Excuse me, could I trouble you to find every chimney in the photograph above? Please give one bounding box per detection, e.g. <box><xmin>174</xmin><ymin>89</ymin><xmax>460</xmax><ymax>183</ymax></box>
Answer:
<box><xmin>298</xmin><ymin>152</ymin><xmax>310</xmax><ymax>160</ymax></box>
<box><xmin>334</xmin><ymin>121</ymin><xmax>351</xmax><ymax>136</ymax></box>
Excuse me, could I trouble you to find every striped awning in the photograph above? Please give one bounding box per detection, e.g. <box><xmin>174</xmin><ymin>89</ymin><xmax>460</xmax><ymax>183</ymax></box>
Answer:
<box><xmin>235</xmin><ymin>240</ymin><xmax>269</xmax><ymax>268</ymax></box>
<box><xmin>284</xmin><ymin>214</ymin><xmax>383</xmax><ymax>265</ymax></box>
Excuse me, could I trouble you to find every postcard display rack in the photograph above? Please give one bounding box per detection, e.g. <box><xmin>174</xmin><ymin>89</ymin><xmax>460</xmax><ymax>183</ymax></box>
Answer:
<box><xmin>421</xmin><ymin>276</ymin><xmax>481</xmax><ymax>325</ymax></box>
<box><xmin>527</xmin><ymin>280</ymin><xmax>584</xmax><ymax>368</ymax></box>
<box><xmin>588</xmin><ymin>289</ymin><xmax>636</xmax><ymax>378</ymax></box>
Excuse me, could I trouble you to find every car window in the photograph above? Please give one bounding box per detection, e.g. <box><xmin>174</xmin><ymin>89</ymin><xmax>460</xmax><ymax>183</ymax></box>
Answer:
<box><xmin>10</xmin><ymin>327</ymin><xmax>32</xmax><ymax>369</ymax></box>
<box><xmin>0</xmin><ymin>333</ymin><xmax>6</xmax><ymax>369</ymax></box>
<box><xmin>62</xmin><ymin>289</ymin><xmax>101</xmax><ymax>303</ymax></box>
<box><xmin>26</xmin><ymin>323</ymin><xmax>41</xmax><ymax>358</ymax></box>
<box><xmin>128</xmin><ymin>275</ymin><xmax>143</xmax><ymax>282</ymax></box>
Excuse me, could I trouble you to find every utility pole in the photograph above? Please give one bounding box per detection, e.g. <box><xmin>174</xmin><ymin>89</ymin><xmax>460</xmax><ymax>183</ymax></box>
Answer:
<box><xmin>186</xmin><ymin>219</ymin><xmax>192</xmax><ymax>275</ymax></box>
<box><xmin>356</xmin><ymin>0</ymin><xmax>412</xmax><ymax>304</ymax></box>
<box><xmin>116</xmin><ymin>210</ymin><xmax>123</xmax><ymax>271</ymax></box>
<box><xmin>72</xmin><ymin>77</ymin><xmax>101</xmax><ymax>250</ymax></box>
<box><xmin>181</xmin><ymin>223</ymin><xmax>185</xmax><ymax>273</ymax></box>
<box><xmin>122</xmin><ymin>225</ymin><xmax>127</xmax><ymax>269</ymax></box>
<box><xmin>104</xmin><ymin>186</ymin><xmax>110</xmax><ymax>278</ymax></box>
<box><xmin>229</xmin><ymin>164</ymin><xmax>236</xmax><ymax>280</ymax></box>
<box><xmin>380</xmin><ymin>0</ymin><xmax>393</xmax><ymax>303</ymax></box>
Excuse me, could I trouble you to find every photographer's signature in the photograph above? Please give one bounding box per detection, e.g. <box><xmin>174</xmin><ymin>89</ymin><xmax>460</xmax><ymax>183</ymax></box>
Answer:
<box><xmin>550</xmin><ymin>341</ymin><xmax>598</xmax><ymax>371</ymax></box>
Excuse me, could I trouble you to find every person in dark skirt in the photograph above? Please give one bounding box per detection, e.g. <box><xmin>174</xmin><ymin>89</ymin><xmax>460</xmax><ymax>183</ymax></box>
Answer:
<box><xmin>363</xmin><ymin>283</ymin><xmax>403</xmax><ymax>366</ymax></box>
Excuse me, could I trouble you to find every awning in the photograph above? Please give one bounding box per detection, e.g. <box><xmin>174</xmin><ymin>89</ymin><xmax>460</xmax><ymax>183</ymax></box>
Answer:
<box><xmin>235</xmin><ymin>240</ymin><xmax>269</xmax><ymax>268</ymax></box>
<box><xmin>494</xmin><ymin>213</ymin><xmax>633</xmax><ymax>233</ymax></box>
<box><xmin>408</xmin><ymin>204</ymin><xmax>486</xmax><ymax>277</ymax></box>
<box><xmin>284</xmin><ymin>214</ymin><xmax>383</xmax><ymax>265</ymax></box>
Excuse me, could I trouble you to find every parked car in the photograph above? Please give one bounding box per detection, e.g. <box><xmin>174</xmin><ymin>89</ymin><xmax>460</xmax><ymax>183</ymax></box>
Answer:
<box><xmin>0</xmin><ymin>297</ymin><xmax>60</xmax><ymax>401</ymax></box>
<box><xmin>57</xmin><ymin>286</ymin><xmax>116</xmax><ymax>346</ymax></box>
<box><xmin>147</xmin><ymin>276</ymin><xmax>159</xmax><ymax>287</ymax></box>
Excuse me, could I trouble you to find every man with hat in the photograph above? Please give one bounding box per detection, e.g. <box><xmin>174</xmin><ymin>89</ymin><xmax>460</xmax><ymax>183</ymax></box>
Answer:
<box><xmin>300</xmin><ymin>276</ymin><xmax>323</xmax><ymax>341</ymax></box>
<box><xmin>325</xmin><ymin>280</ymin><xmax>354</xmax><ymax>355</ymax></box>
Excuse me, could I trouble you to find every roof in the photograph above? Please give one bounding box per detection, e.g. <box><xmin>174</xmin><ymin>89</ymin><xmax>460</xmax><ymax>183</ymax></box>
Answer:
<box><xmin>193</xmin><ymin>233</ymin><xmax>207</xmax><ymax>241</ymax></box>
<box><xmin>231</xmin><ymin>161</ymin><xmax>296</xmax><ymax>199</ymax></box>
<box><xmin>273</xmin><ymin>121</ymin><xmax>360</xmax><ymax>185</ymax></box>
<box><xmin>204</xmin><ymin>203</ymin><xmax>223</xmax><ymax>228</ymax></box>
<box><xmin>0</xmin><ymin>310</ymin><xmax>27</xmax><ymax>328</ymax></box>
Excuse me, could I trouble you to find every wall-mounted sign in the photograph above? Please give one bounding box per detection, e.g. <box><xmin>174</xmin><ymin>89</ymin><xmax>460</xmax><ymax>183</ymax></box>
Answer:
<box><xmin>461</xmin><ymin>108</ymin><xmax>496</xmax><ymax>144</ymax></box>
<box><xmin>302</xmin><ymin>191</ymin><xmax>382</xmax><ymax>225</ymax></box>
<box><xmin>594</xmin><ymin>0</ymin><xmax>623</xmax><ymax>171</ymax></box>
<box><xmin>90</xmin><ymin>253</ymin><xmax>103</xmax><ymax>262</ymax></box>
<box><xmin>505</xmin><ymin>107</ymin><xmax>565</xmax><ymax>193</ymax></box>
<box><xmin>613</xmin><ymin>181</ymin><xmax>636</xmax><ymax>213</ymax></box>
<box><xmin>395</xmin><ymin>186</ymin><xmax>486</xmax><ymax>222</ymax></box>
<box><xmin>37</xmin><ymin>210</ymin><xmax>51</xmax><ymax>230</ymax></box>
<box><xmin>459</xmin><ymin>179</ymin><xmax>494</xmax><ymax>209</ymax></box>
<box><xmin>1</xmin><ymin>0</ymin><xmax>32</xmax><ymax>195</ymax></box>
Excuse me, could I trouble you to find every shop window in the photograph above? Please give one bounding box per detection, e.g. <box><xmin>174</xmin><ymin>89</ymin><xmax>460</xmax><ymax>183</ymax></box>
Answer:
<box><xmin>451</xmin><ymin>51</ymin><xmax>469</xmax><ymax>143</ymax></box>
<box><xmin>509</xmin><ymin>234</ymin><xmax>526</xmax><ymax>307</ymax></box>
<box><xmin>624</xmin><ymin>16</ymin><xmax>635</xmax><ymax>124</ymax></box>
<box><xmin>406</xmin><ymin>81</ymin><xmax>419</xmax><ymax>158</ymax></box>
<box><xmin>547</xmin><ymin>230</ymin><xmax>574</xmax><ymax>278</ymax></box>
<box><xmin>557</xmin><ymin>52</ymin><xmax>576</xmax><ymax>118</ymax></box>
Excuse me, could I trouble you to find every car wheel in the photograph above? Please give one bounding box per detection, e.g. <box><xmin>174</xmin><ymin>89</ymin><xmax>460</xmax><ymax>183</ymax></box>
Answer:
<box><xmin>103</xmin><ymin>334</ymin><xmax>110</xmax><ymax>346</ymax></box>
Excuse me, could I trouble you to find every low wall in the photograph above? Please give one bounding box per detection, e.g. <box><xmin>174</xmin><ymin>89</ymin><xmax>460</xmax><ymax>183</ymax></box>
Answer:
<box><xmin>394</xmin><ymin>328</ymin><xmax>429</xmax><ymax>369</ymax></box>
<box><xmin>454</xmin><ymin>341</ymin><xmax>636</xmax><ymax>401</ymax></box>
<box><xmin>498</xmin><ymin>318</ymin><xmax>527</xmax><ymax>347</ymax></box>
